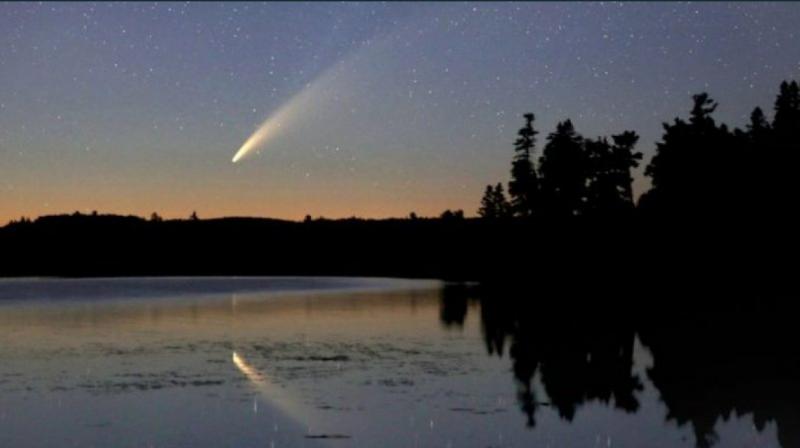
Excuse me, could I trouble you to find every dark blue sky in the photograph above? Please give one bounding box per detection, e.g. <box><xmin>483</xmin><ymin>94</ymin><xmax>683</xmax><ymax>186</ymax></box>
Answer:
<box><xmin>2</xmin><ymin>2</ymin><xmax>799</xmax><ymax>220</ymax></box>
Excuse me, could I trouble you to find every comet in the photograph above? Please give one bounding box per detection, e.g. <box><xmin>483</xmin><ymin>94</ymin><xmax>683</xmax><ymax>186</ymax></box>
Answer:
<box><xmin>231</xmin><ymin>57</ymin><xmax>351</xmax><ymax>163</ymax></box>
<box><xmin>230</xmin><ymin>91</ymin><xmax>300</xmax><ymax>163</ymax></box>
<box><xmin>231</xmin><ymin>33</ymin><xmax>393</xmax><ymax>163</ymax></box>
<box><xmin>231</xmin><ymin>115</ymin><xmax>286</xmax><ymax>163</ymax></box>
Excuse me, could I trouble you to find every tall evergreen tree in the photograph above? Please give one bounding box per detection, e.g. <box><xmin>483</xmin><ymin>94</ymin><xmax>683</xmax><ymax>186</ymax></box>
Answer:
<box><xmin>640</xmin><ymin>93</ymin><xmax>733</xmax><ymax>216</ymax></box>
<box><xmin>584</xmin><ymin>131</ymin><xmax>642</xmax><ymax>215</ymax></box>
<box><xmin>584</xmin><ymin>137</ymin><xmax>614</xmax><ymax>214</ymax></box>
<box><xmin>771</xmin><ymin>80</ymin><xmax>800</xmax><ymax>217</ymax></box>
<box><xmin>478</xmin><ymin>183</ymin><xmax>512</xmax><ymax>219</ymax></box>
<box><xmin>747</xmin><ymin>107</ymin><xmax>771</xmax><ymax>138</ymax></box>
<box><xmin>508</xmin><ymin>113</ymin><xmax>540</xmax><ymax>217</ymax></box>
<box><xmin>737</xmin><ymin>107</ymin><xmax>772</xmax><ymax>214</ymax></box>
<box><xmin>610</xmin><ymin>131</ymin><xmax>643</xmax><ymax>209</ymax></box>
<box><xmin>539</xmin><ymin>120</ymin><xmax>587</xmax><ymax>216</ymax></box>
<box><xmin>491</xmin><ymin>183</ymin><xmax>512</xmax><ymax>218</ymax></box>
<box><xmin>773</xmin><ymin>80</ymin><xmax>800</xmax><ymax>138</ymax></box>
<box><xmin>479</xmin><ymin>184</ymin><xmax>496</xmax><ymax>218</ymax></box>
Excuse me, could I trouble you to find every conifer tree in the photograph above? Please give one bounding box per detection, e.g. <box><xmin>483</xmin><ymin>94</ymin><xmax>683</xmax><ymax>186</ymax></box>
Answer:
<box><xmin>539</xmin><ymin>120</ymin><xmax>586</xmax><ymax>216</ymax></box>
<box><xmin>508</xmin><ymin>113</ymin><xmax>540</xmax><ymax>217</ymax></box>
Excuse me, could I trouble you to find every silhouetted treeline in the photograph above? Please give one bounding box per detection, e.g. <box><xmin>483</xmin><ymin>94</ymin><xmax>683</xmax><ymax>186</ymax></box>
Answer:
<box><xmin>1</xmin><ymin>205</ymin><xmax>797</xmax><ymax>287</ymax></box>
<box><xmin>481</xmin><ymin>111</ymin><xmax>642</xmax><ymax>218</ymax></box>
<box><xmin>0</xmin><ymin>212</ymin><xmax>484</xmax><ymax>279</ymax></box>
<box><xmin>480</xmin><ymin>80</ymin><xmax>800</xmax><ymax>220</ymax></box>
<box><xmin>440</xmin><ymin>285</ymin><xmax>800</xmax><ymax>448</ymax></box>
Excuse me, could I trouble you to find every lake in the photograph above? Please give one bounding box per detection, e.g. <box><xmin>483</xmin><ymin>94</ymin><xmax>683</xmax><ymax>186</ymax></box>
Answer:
<box><xmin>0</xmin><ymin>277</ymin><xmax>795</xmax><ymax>447</ymax></box>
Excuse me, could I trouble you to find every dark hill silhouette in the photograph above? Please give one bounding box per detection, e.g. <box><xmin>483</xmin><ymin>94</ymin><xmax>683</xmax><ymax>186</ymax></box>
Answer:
<box><xmin>1</xmin><ymin>210</ymin><xmax>796</xmax><ymax>296</ymax></box>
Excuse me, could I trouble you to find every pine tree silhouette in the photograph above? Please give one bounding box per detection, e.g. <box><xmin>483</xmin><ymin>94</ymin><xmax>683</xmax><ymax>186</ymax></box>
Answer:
<box><xmin>771</xmin><ymin>80</ymin><xmax>800</xmax><ymax>218</ymax></box>
<box><xmin>640</xmin><ymin>93</ymin><xmax>733</xmax><ymax>217</ymax></box>
<box><xmin>584</xmin><ymin>132</ymin><xmax>642</xmax><ymax>215</ymax></box>
<box><xmin>539</xmin><ymin>120</ymin><xmax>587</xmax><ymax>217</ymax></box>
<box><xmin>508</xmin><ymin>113</ymin><xmax>540</xmax><ymax>217</ymax></box>
<box><xmin>479</xmin><ymin>183</ymin><xmax>512</xmax><ymax>219</ymax></box>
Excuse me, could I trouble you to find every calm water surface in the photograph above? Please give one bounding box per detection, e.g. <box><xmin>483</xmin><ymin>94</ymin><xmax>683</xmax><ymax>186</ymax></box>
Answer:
<box><xmin>0</xmin><ymin>277</ymin><xmax>792</xmax><ymax>447</ymax></box>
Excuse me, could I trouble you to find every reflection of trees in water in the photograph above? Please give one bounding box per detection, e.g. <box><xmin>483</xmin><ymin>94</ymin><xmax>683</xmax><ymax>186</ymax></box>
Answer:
<box><xmin>640</xmin><ymin>303</ymin><xmax>800</xmax><ymax>448</ymax></box>
<box><xmin>439</xmin><ymin>285</ymin><xmax>800</xmax><ymax>447</ymax></box>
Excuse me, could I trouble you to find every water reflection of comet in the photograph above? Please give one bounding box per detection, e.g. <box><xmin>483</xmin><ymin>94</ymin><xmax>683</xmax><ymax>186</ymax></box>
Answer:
<box><xmin>233</xmin><ymin>350</ymin><xmax>354</xmax><ymax>442</ymax></box>
<box><xmin>232</xmin><ymin>351</ymin><xmax>266</xmax><ymax>384</ymax></box>
<box><xmin>231</xmin><ymin>350</ymin><xmax>313</xmax><ymax>427</ymax></box>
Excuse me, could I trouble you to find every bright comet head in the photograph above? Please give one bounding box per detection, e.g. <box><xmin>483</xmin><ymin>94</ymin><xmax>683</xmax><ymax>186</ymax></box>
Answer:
<box><xmin>230</xmin><ymin>35</ymin><xmax>386</xmax><ymax>164</ymax></box>
<box><xmin>232</xmin><ymin>118</ymin><xmax>284</xmax><ymax>163</ymax></box>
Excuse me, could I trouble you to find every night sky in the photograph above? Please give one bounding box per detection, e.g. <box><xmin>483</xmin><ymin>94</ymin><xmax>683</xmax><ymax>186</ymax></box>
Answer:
<box><xmin>2</xmin><ymin>2</ymin><xmax>799</xmax><ymax>222</ymax></box>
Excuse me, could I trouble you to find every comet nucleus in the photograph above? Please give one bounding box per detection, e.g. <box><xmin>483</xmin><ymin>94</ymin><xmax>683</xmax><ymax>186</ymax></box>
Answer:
<box><xmin>231</xmin><ymin>37</ymin><xmax>383</xmax><ymax>163</ymax></box>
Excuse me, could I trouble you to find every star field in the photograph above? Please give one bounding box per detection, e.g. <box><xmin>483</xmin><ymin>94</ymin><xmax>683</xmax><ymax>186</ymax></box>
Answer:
<box><xmin>1</xmin><ymin>2</ymin><xmax>799</xmax><ymax>221</ymax></box>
